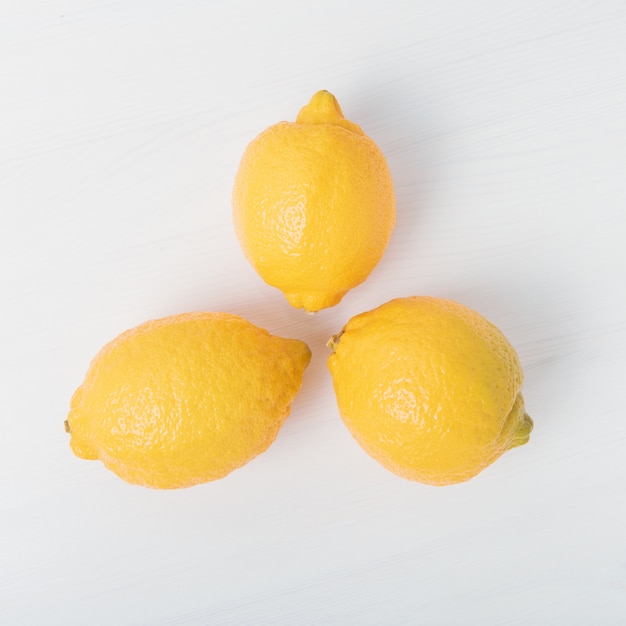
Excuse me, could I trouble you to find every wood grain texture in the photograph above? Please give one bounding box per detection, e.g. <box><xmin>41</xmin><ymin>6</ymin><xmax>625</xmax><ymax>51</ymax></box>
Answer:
<box><xmin>1</xmin><ymin>1</ymin><xmax>625</xmax><ymax>624</ymax></box>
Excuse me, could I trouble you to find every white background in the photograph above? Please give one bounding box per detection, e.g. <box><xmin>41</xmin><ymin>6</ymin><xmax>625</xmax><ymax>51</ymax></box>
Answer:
<box><xmin>2</xmin><ymin>1</ymin><xmax>626</xmax><ymax>624</ymax></box>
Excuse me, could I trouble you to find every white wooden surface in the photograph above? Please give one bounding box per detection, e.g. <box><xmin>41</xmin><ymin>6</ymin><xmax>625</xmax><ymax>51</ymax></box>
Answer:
<box><xmin>2</xmin><ymin>1</ymin><xmax>626</xmax><ymax>624</ymax></box>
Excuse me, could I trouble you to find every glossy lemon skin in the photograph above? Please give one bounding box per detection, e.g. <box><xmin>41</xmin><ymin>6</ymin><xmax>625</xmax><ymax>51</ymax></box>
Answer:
<box><xmin>66</xmin><ymin>312</ymin><xmax>311</xmax><ymax>489</ymax></box>
<box><xmin>327</xmin><ymin>297</ymin><xmax>532</xmax><ymax>485</ymax></box>
<box><xmin>232</xmin><ymin>91</ymin><xmax>396</xmax><ymax>313</ymax></box>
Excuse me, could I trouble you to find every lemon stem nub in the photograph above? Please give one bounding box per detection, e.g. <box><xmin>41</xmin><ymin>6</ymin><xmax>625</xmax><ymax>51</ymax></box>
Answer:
<box><xmin>64</xmin><ymin>420</ymin><xmax>71</xmax><ymax>434</ymax></box>
<box><xmin>326</xmin><ymin>331</ymin><xmax>344</xmax><ymax>352</ymax></box>
<box><xmin>296</xmin><ymin>90</ymin><xmax>346</xmax><ymax>126</ymax></box>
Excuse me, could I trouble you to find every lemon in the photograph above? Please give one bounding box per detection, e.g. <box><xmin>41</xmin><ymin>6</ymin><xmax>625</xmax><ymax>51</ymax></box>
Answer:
<box><xmin>232</xmin><ymin>90</ymin><xmax>396</xmax><ymax>313</ymax></box>
<box><xmin>327</xmin><ymin>297</ymin><xmax>533</xmax><ymax>485</ymax></box>
<box><xmin>65</xmin><ymin>312</ymin><xmax>311</xmax><ymax>489</ymax></box>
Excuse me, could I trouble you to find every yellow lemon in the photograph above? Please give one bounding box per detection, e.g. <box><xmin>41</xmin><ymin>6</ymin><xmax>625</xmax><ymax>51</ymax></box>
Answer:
<box><xmin>327</xmin><ymin>297</ymin><xmax>533</xmax><ymax>485</ymax></box>
<box><xmin>232</xmin><ymin>90</ymin><xmax>396</xmax><ymax>313</ymax></box>
<box><xmin>66</xmin><ymin>312</ymin><xmax>311</xmax><ymax>489</ymax></box>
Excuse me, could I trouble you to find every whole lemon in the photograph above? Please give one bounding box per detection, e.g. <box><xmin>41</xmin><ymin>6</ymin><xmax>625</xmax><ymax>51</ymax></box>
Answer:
<box><xmin>232</xmin><ymin>90</ymin><xmax>396</xmax><ymax>313</ymax></box>
<box><xmin>327</xmin><ymin>297</ymin><xmax>533</xmax><ymax>485</ymax></box>
<box><xmin>66</xmin><ymin>312</ymin><xmax>311</xmax><ymax>489</ymax></box>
